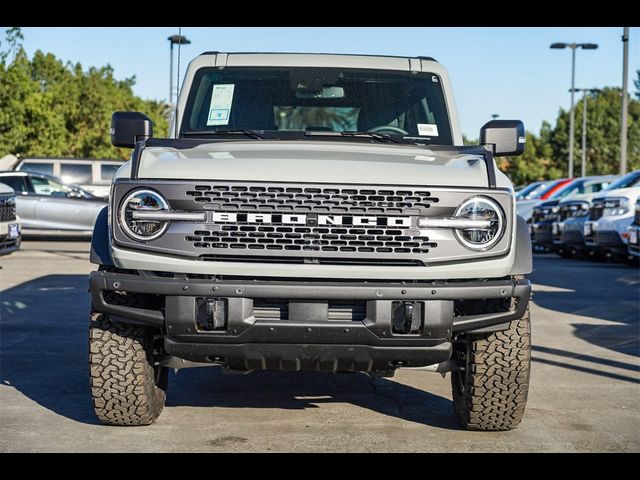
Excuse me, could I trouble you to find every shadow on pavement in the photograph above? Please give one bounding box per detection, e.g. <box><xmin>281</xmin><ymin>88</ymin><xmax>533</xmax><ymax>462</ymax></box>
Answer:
<box><xmin>530</xmin><ymin>255</ymin><xmax>639</xmax><ymax>358</ymax></box>
<box><xmin>1</xmin><ymin>274</ymin><xmax>459</xmax><ymax>429</ymax></box>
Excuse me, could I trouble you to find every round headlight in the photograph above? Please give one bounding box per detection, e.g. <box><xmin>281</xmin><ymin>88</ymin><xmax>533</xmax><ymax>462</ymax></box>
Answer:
<box><xmin>454</xmin><ymin>196</ymin><xmax>504</xmax><ymax>250</ymax></box>
<box><xmin>119</xmin><ymin>189</ymin><xmax>169</xmax><ymax>241</ymax></box>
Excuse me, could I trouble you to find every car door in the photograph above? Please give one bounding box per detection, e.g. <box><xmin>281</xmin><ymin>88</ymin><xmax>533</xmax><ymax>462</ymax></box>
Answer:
<box><xmin>0</xmin><ymin>175</ymin><xmax>38</xmax><ymax>228</ymax></box>
<box><xmin>29</xmin><ymin>175</ymin><xmax>102</xmax><ymax>231</ymax></box>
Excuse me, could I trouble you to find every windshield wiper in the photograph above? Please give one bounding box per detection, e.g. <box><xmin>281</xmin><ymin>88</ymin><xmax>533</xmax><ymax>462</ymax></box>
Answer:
<box><xmin>181</xmin><ymin>129</ymin><xmax>267</xmax><ymax>139</ymax></box>
<box><xmin>304</xmin><ymin>130</ymin><xmax>411</xmax><ymax>145</ymax></box>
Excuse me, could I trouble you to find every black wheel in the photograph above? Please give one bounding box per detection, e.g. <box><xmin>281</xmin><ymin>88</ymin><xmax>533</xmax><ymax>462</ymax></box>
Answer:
<box><xmin>451</xmin><ymin>307</ymin><xmax>531</xmax><ymax>431</ymax></box>
<box><xmin>89</xmin><ymin>293</ymin><xmax>168</xmax><ymax>426</ymax></box>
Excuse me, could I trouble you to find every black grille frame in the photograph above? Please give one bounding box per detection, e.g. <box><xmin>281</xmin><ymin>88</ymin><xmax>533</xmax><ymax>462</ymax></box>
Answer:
<box><xmin>112</xmin><ymin>180</ymin><xmax>514</xmax><ymax>265</ymax></box>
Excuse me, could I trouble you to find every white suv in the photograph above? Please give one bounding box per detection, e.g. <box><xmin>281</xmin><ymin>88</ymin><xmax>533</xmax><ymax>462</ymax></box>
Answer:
<box><xmin>584</xmin><ymin>170</ymin><xmax>640</xmax><ymax>259</ymax></box>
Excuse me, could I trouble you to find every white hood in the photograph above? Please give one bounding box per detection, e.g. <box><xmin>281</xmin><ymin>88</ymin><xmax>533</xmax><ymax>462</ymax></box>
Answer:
<box><xmin>115</xmin><ymin>140</ymin><xmax>497</xmax><ymax>188</ymax></box>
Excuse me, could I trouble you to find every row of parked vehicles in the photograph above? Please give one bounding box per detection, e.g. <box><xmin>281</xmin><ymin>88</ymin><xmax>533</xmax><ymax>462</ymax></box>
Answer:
<box><xmin>0</xmin><ymin>157</ymin><xmax>118</xmax><ymax>254</ymax></box>
<box><xmin>516</xmin><ymin>170</ymin><xmax>640</xmax><ymax>264</ymax></box>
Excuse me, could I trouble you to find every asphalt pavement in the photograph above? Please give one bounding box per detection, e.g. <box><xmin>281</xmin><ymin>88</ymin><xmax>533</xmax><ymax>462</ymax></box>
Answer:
<box><xmin>1</xmin><ymin>241</ymin><xmax>638</xmax><ymax>452</ymax></box>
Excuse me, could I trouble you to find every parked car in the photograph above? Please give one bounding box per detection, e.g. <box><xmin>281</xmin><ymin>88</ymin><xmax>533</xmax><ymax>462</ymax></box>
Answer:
<box><xmin>560</xmin><ymin>171</ymin><xmax>640</xmax><ymax>258</ymax></box>
<box><xmin>516</xmin><ymin>178</ymin><xmax>573</xmax><ymax>222</ymax></box>
<box><xmin>584</xmin><ymin>171</ymin><xmax>640</xmax><ymax>261</ymax></box>
<box><xmin>0</xmin><ymin>182</ymin><xmax>21</xmax><ymax>255</ymax></box>
<box><xmin>627</xmin><ymin>198</ymin><xmax>640</xmax><ymax>258</ymax></box>
<box><xmin>515</xmin><ymin>180</ymin><xmax>554</xmax><ymax>201</ymax></box>
<box><xmin>13</xmin><ymin>157</ymin><xmax>123</xmax><ymax>198</ymax></box>
<box><xmin>530</xmin><ymin>175</ymin><xmax>618</xmax><ymax>252</ymax></box>
<box><xmin>0</xmin><ymin>171</ymin><xmax>106</xmax><ymax>236</ymax></box>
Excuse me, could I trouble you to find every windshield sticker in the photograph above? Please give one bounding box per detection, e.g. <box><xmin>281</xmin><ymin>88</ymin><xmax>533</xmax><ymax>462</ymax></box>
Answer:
<box><xmin>206</xmin><ymin>84</ymin><xmax>235</xmax><ymax>126</ymax></box>
<box><xmin>418</xmin><ymin>123</ymin><xmax>439</xmax><ymax>136</ymax></box>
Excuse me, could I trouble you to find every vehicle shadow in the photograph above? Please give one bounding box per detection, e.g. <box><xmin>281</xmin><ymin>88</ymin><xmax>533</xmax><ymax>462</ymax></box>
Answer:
<box><xmin>0</xmin><ymin>274</ymin><xmax>459</xmax><ymax>429</ymax></box>
<box><xmin>530</xmin><ymin>254</ymin><xmax>639</xmax><ymax>358</ymax></box>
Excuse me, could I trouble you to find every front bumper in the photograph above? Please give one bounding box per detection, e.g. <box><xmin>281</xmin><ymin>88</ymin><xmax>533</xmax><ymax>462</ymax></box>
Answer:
<box><xmin>0</xmin><ymin>221</ymin><xmax>21</xmax><ymax>255</ymax></box>
<box><xmin>89</xmin><ymin>271</ymin><xmax>531</xmax><ymax>373</ymax></box>
<box><xmin>628</xmin><ymin>226</ymin><xmax>640</xmax><ymax>257</ymax></box>
<box><xmin>532</xmin><ymin>222</ymin><xmax>554</xmax><ymax>247</ymax></box>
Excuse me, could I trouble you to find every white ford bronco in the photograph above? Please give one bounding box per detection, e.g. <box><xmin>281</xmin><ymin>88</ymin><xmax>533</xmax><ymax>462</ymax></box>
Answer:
<box><xmin>89</xmin><ymin>52</ymin><xmax>532</xmax><ymax>430</ymax></box>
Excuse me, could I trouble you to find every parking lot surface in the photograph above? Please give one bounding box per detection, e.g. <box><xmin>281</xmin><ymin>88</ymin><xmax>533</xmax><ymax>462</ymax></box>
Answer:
<box><xmin>1</xmin><ymin>241</ymin><xmax>638</xmax><ymax>452</ymax></box>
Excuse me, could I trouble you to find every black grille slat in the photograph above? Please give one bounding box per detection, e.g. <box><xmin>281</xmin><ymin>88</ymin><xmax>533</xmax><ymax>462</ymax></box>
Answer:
<box><xmin>188</xmin><ymin>224</ymin><xmax>436</xmax><ymax>254</ymax></box>
<box><xmin>186</xmin><ymin>185</ymin><xmax>438</xmax><ymax>215</ymax></box>
<box><xmin>0</xmin><ymin>194</ymin><xmax>16</xmax><ymax>222</ymax></box>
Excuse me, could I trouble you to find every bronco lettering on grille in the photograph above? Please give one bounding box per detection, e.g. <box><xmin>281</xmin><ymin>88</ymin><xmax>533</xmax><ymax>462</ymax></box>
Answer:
<box><xmin>210</xmin><ymin>212</ymin><xmax>412</xmax><ymax>227</ymax></box>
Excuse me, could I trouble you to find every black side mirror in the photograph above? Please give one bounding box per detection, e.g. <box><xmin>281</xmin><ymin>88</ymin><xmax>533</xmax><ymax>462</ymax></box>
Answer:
<box><xmin>480</xmin><ymin>120</ymin><xmax>525</xmax><ymax>157</ymax></box>
<box><xmin>111</xmin><ymin>112</ymin><xmax>153</xmax><ymax>148</ymax></box>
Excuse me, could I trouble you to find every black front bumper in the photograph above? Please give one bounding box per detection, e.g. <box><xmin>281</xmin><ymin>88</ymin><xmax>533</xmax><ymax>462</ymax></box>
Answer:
<box><xmin>532</xmin><ymin>222</ymin><xmax>555</xmax><ymax>248</ymax></box>
<box><xmin>89</xmin><ymin>271</ymin><xmax>531</xmax><ymax>373</ymax></box>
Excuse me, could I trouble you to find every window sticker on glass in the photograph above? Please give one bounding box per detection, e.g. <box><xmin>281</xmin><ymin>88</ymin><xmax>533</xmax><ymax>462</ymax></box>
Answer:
<box><xmin>418</xmin><ymin>123</ymin><xmax>439</xmax><ymax>136</ymax></box>
<box><xmin>206</xmin><ymin>84</ymin><xmax>235</xmax><ymax>126</ymax></box>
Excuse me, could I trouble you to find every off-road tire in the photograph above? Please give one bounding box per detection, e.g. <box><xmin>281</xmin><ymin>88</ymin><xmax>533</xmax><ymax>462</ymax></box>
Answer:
<box><xmin>451</xmin><ymin>306</ymin><xmax>531</xmax><ymax>431</ymax></box>
<box><xmin>89</xmin><ymin>294</ymin><xmax>168</xmax><ymax>426</ymax></box>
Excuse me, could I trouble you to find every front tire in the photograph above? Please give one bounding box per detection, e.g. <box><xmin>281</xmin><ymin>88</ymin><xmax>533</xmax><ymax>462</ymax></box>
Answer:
<box><xmin>89</xmin><ymin>310</ymin><xmax>168</xmax><ymax>426</ymax></box>
<box><xmin>451</xmin><ymin>307</ymin><xmax>531</xmax><ymax>431</ymax></box>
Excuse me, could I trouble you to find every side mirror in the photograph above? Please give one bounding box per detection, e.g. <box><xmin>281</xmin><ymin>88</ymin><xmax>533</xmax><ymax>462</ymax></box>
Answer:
<box><xmin>111</xmin><ymin>112</ymin><xmax>153</xmax><ymax>148</ymax></box>
<box><xmin>480</xmin><ymin>120</ymin><xmax>526</xmax><ymax>157</ymax></box>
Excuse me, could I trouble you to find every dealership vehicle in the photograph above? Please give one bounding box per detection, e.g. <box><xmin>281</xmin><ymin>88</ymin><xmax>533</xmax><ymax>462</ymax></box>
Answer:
<box><xmin>627</xmin><ymin>198</ymin><xmax>640</xmax><ymax>257</ymax></box>
<box><xmin>530</xmin><ymin>175</ymin><xmax>617</xmax><ymax>252</ymax></box>
<box><xmin>0</xmin><ymin>171</ymin><xmax>106</xmax><ymax>236</ymax></box>
<box><xmin>585</xmin><ymin>170</ymin><xmax>640</xmax><ymax>261</ymax></box>
<box><xmin>12</xmin><ymin>157</ymin><xmax>122</xmax><ymax>198</ymax></box>
<box><xmin>0</xmin><ymin>182</ymin><xmax>21</xmax><ymax>255</ymax></box>
<box><xmin>88</xmin><ymin>52</ymin><xmax>532</xmax><ymax>430</ymax></box>
<box><xmin>516</xmin><ymin>178</ymin><xmax>573</xmax><ymax>222</ymax></box>
<box><xmin>515</xmin><ymin>180</ymin><xmax>553</xmax><ymax>201</ymax></box>
<box><xmin>559</xmin><ymin>171</ymin><xmax>640</xmax><ymax>257</ymax></box>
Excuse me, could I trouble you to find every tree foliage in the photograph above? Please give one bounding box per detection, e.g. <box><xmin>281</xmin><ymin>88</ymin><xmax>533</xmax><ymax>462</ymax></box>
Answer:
<box><xmin>0</xmin><ymin>28</ymin><xmax>169</xmax><ymax>160</ymax></box>
<box><xmin>0</xmin><ymin>28</ymin><xmax>637</xmax><ymax>180</ymax></box>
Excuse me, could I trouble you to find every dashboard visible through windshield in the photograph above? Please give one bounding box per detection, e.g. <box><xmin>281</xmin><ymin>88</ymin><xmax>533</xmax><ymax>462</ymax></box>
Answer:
<box><xmin>180</xmin><ymin>67</ymin><xmax>453</xmax><ymax>145</ymax></box>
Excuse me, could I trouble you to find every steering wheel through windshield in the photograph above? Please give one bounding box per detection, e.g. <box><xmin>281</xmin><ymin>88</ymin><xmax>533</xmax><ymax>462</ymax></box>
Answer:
<box><xmin>367</xmin><ymin>125</ymin><xmax>409</xmax><ymax>135</ymax></box>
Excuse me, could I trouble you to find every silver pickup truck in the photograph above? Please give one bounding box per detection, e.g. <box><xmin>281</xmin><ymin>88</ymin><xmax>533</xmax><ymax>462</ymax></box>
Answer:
<box><xmin>88</xmin><ymin>52</ymin><xmax>532</xmax><ymax>430</ymax></box>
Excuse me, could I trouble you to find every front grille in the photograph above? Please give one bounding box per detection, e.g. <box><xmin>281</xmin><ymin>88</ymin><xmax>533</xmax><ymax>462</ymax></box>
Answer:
<box><xmin>185</xmin><ymin>185</ymin><xmax>438</xmax><ymax>215</ymax></box>
<box><xmin>589</xmin><ymin>201</ymin><xmax>604</xmax><ymax>221</ymax></box>
<box><xmin>187</xmin><ymin>225</ymin><xmax>436</xmax><ymax>255</ymax></box>
<box><xmin>558</xmin><ymin>205</ymin><xmax>573</xmax><ymax>222</ymax></box>
<box><xmin>113</xmin><ymin>180</ymin><xmax>514</xmax><ymax>266</ymax></box>
<box><xmin>633</xmin><ymin>207</ymin><xmax>640</xmax><ymax>226</ymax></box>
<box><xmin>0</xmin><ymin>194</ymin><xmax>16</xmax><ymax>222</ymax></box>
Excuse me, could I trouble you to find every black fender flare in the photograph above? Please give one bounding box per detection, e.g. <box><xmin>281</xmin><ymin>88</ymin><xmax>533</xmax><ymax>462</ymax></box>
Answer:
<box><xmin>509</xmin><ymin>214</ymin><xmax>533</xmax><ymax>275</ymax></box>
<box><xmin>90</xmin><ymin>206</ymin><xmax>113</xmax><ymax>266</ymax></box>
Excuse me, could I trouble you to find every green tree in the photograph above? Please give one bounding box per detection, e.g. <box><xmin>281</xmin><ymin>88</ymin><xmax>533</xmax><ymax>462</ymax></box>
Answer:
<box><xmin>634</xmin><ymin>69</ymin><xmax>639</xmax><ymax>100</ymax></box>
<box><xmin>554</xmin><ymin>88</ymin><xmax>640</xmax><ymax>176</ymax></box>
<box><xmin>0</xmin><ymin>28</ymin><xmax>169</xmax><ymax>160</ymax></box>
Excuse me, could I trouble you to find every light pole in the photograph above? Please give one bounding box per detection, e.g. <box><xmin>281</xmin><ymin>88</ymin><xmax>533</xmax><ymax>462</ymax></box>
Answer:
<box><xmin>570</xmin><ymin>88</ymin><xmax>600</xmax><ymax>177</ymax></box>
<box><xmin>168</xmin><ymin>34</ymin><xmax>191</xmax><ymax>107</ymax></box>
<box><xmin>620</xmin><ymin>27</ymin><xmax>629</xmax><ymax>175</ymax></box>
<box><xmin>550</xmin><ymin>42</ymin><xmax>598</xmax><ymax>178</ymax></box>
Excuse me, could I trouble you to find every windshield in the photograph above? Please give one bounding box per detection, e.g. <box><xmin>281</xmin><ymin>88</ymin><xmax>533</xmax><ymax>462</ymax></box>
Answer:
<box><xmin>605</xmin><ymin>171</ymin><xmax>640</xmax><ymax>190</ymax></box>
<box><xmin>551</xmin><ymin>178</ymin><xmax>613</xmax><ymax>199</ymax></box>
<box><xmin>181</xmin><ymin>67</ymin><xmax>453</xmax><ymax>144</ymax></box>
<box><xmin>516</xmin><ymin>181</ymin><xmax>550</xmax><ymax>200</ymax></box>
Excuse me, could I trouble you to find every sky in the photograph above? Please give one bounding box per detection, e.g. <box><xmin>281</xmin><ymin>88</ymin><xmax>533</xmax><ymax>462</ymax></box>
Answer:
<box><xmin>9</xmin><ymin>27</ymin><xmax>640</xmax><ymax>138</ymax></box>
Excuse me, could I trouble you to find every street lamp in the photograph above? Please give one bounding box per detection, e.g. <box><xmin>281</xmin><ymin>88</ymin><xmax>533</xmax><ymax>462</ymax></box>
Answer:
<box><xmin>550</xmin><ymin>42</ymin><xmax>598</xmax><ymax>178</ymax></box>
<box><xmin>168</xmin><ymin>34</ymin><xmax>191</xmax><ymax>107</ymax></box>
<box><xmin>569</xmin><ymin>87</ymin><xmax>601</xmax><ymax>177</ymax></box>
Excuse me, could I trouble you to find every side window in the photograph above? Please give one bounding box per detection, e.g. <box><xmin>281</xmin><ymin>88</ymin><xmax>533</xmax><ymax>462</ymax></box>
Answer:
<box><xmin>60</xmin><ymin>163</ymin><xmax>93</xmax><ymax>185</ymax></box>
<box><xmin>30</xmin><ymin>176</ymin><xmax>73</xmax><ymax>197</ymax></box>
<box><xmin>20</xmin><ymin>162</ymin><xmax>54</xmax><ymax>176</ymax></box>
<box><xmin>0</xmin><ymin>176</ymin><xmax>29</xmax><ymax>193</ymax></box>
<box><xmin>100</xmin><ymin>164</ymin><xmax>121</xmax><ymax>181</ymax></box>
